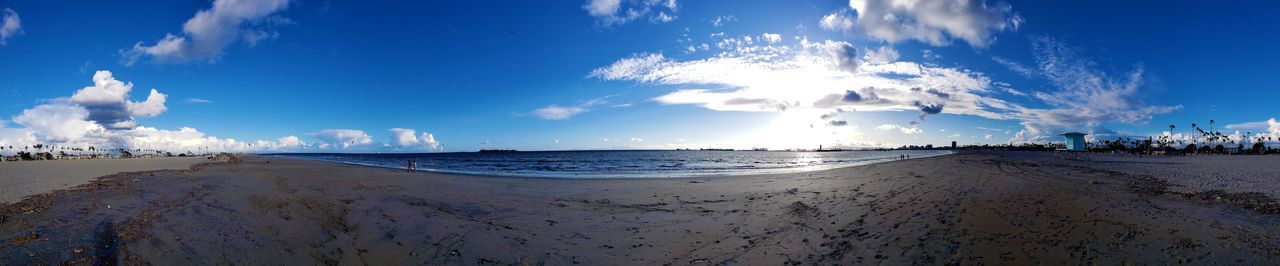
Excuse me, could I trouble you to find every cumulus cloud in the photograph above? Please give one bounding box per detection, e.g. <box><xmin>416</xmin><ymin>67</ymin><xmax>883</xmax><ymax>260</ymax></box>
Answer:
<box><xmin>1229</xmin><ymin>119</ymin><xmax>1280</xmax><ymax>145</ymax></box>
<box><xmin>0</xmin><ymin>71</ymin><xmax>392</xmax><ymax>155</ymax></box>
<box><xmin>0</xmin><ymin>8</ymin><xmax>21</xmax><ymax>45</ymax></box>
<box><xmin>583</xmin><ymin>0</ymin><xmax>678</xmax><ymax>26</ymax></box>
<box><xmin>819</xmin><ymin>10</ymin><xmax>854</xmax><ymax>33</ymax></box>
<box><xmin>831</xmin><ymin>0</ymin><xmax>1023</xmax><ymax>47</ymax></box>
<box><xmin>389</xmin><ymin>128</ymin><xmax>441</xmax><ymax>150</ymax></box>
<box><xmin>825</xmin><ymin>41</ymin><xmax>861</xmax><ymax>74</ymax></box>
<box><xmin>1</xmin><ymin>105</ymin><xmax>305</xmax><ymax>155</ymax></box>
<box><xmin>121</xmin><ymin>0</ymin><xmax>291</xmax><ymax>65</ymax></box>
<box><xmin>864</xmin><ymin>46</ymin><xmax>899</xmax><ymax>64</ymax></box>
<box><xmin>67</xmin><ymin>71</ymin><xmax>169</xmax><ymax>129</ymax></box>
<box><xmin>313</xmin><ymin>129</ymin><xmax>373</xmax><ymax>149</ymax></box>
<box><xmin>841</xmin><ymin>90</ymin><xmax>864</xmax><ymax>102</ymax></box>
<box><xmin>914</xmin><ymin>101</ymin><xmax>944</xmax><ymax>119</ymax></box>
<box><xmin>13</xmin><ymin>104</ymin><xmax>104</xmax><ymax>143</ymax></box>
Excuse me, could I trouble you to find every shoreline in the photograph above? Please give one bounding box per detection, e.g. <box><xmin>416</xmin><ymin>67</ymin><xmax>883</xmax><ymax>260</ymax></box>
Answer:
<box><xmin>267</xmin><ymin>150</ymin><xmax>955</xmax><ymax>179</ymax></box>
<box><xmin>2</xmin><ymin>151</ymin><xmax>1279</xmax><ymax>264</ymax></box>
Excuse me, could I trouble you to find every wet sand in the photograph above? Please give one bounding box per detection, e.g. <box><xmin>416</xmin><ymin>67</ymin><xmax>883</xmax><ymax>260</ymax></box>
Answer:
<box><xmin>2</xmin><ymin>152</ymin><xmax>1279</xmax><ymax>264</ymax></box>
<box><xmin>0</xmin><ymin>157</ymin><xmax>208</xmax><ymax>205</ymax></box>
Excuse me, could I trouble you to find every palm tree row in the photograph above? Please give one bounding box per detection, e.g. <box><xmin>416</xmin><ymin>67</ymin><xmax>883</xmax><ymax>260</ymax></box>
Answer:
<box><xmin>0</xmin><ymin>143</ymin><xmax>205</xmax><ymax>161</ymax></box>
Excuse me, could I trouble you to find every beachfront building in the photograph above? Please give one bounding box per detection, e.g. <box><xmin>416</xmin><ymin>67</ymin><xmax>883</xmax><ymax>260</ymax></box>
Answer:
<box><xmin>1061</xmin><ymin>132</ymin><xmax>1088</xmax><ymax>151</ymax></box>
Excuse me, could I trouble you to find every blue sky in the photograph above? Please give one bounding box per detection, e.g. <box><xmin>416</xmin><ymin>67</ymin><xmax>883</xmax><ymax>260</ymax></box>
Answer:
<box><xmin>0</xmin><ymin>0</ymin><xmax>1278</xmax><ymax>153</ymax></box>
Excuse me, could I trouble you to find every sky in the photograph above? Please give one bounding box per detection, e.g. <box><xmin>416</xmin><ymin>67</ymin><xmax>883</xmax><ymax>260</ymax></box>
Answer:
<box><xmin>0</xmin><ymin>0</ymin><xmax>1278</xmax><ymax>153</ymax></box>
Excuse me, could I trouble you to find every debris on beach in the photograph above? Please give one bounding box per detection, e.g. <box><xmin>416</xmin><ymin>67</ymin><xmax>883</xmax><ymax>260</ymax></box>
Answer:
<box><xmin>788</xmin><ymin>201</ymin><xmax>820</xmax><ymax>217</ymax></box>
<box><xmin>1182</xmin><ymin>190</ymin><xmax>1280</xmax><ymax>214</ymax></box>
<box><xmin>213</xmin><ymin>153</ymin><xmax>242</xmax><ymax>163</ymax></box>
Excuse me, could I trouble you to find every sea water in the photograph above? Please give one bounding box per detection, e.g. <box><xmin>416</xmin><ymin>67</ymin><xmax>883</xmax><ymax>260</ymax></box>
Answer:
<box><xmin>271</xmin><ymin>150</ymin><xmax>951</xmax><ymax>178</ymax></box>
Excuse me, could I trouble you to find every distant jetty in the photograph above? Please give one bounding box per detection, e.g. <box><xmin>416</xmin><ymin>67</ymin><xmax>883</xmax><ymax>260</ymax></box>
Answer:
<box><xmin>699</xmin><ymin>148</ymin><xmax>735</xmax><ymax>151</ymax></box>
<box><xmin>478</xmin><ymin>149</ymin><xmax>519</xmax><ymax>153</ymax></box>
<box><xmin>815</xmin><ymin>145</ymin><xmax>844</xmax><ymax>152</ymax></box>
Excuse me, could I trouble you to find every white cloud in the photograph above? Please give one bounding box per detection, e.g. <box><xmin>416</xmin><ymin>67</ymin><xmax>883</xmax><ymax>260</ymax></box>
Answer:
<box><xmin>760</xmin><ymin>33</ymin><xmax>782</xmax><ymax>44</ymax></box>
<box><xmin>67</xmin><ymin>71</ymin><xmax>169</xmax><ymax>129</ymax></box>
<box><xmin>13</xmin><ymin>104</ymin><xmax>104</xmax><ymax>143</ymax></box>
<box><xmin>991</xmin><ymin>56</ymin><xmax>1033</xmax><ymax>78</ymax></box>
<box><xmin>276</xmin><ymin>135</ymin><xmax>304</xmax><ymax>147</ymax></box>
<box><xmin>583</xmin><ymin>0</ymin><xmax>678</xmax><ymax>26</ymax></box>
<box><xmin>875</xmin><ymin>124</ymin><xmax>921</xmax><ymax>134</ymax></box>
<box><xmin>864</xmin><ymin>46</ymin><xmax>899</xmax><ymax>64</ymax></box>
<box><xmin>532</xmin><ymin>105</ymin><xmax>588</xmax><ymax>120</ymax></box>
<box><xmin>116</xmin><ymin>127</ymin><xmax>305</xmax><ymax>153</ymax></box>
<box><xmin>819</xmin><ymin>10</ymin><xmax>854</xmax><ymax>33</ymax></box>
<box><xmin>584</xmin><ymin>0</ymin><xmax>621</xmax><ymax>17</ymax></box>
<box><xmin>1011</xmin><ymin>36</ymin><xmax>1180</xmax><ymax>136</ymax></box>
<box><xmin>0</xmin><ymin>8</ymin><xmax>21</xmax><ymax>45</ymax></box>
<box><xmin>591</xmin><ymin>34</ymin><xmax>1180</xmax><ymax>145</ymax></box>
<box><xmin>389</xmin><ymin>128</ymin><xmax>441</xmax><ymax>150</ymax></box>
<box><xmin>184</xmin><ymin>98</ymin><xmax>213</xmax><ymax>104</ymax></box>
<box><xmin>825</xmin><ymin>41</ymin><xmax>861</xmax><ymax>74</ymax></box>
<box><xmin>835</xmin><ymin>0</ymin><xmax>1023</xmax><ymax>47</ymax></box>
<box><xmin>1226</xmin><ymin>118</ymin><xmax>1280</xmax><ymax>135</ymax></box>
<box><xmin>590</xmin><ymin>38</ymin><xmax>1004</xmax><ymax>119</ymax></box>
<box><xmin>121</xmin><ymin>0</ymin><xmax>291</xmax><ymax>65</ymax></box>
<box><xmin>651</xmin><ymin>12</ymin><xmax>676</xmax><ymax>23</ymax></box>
<box><xmin>1</xmin><ymin>103</ymin><xmax>305</xmax><ymax>154</ymax></box>
<box><xmin>313</xmin><ymin>129</ymin><xmax>373</xmax><ymax>149</ymax></box>
<box><xmin>0</xmin><ymin>71</ymin><xmax>397</xmax><ymax>154</ymax></box>
<box><xmin>530</xmin><ymin>97</ymin><xmax>616</xmax><ymax>120</ymax></box>
<box><xmin>711</xmin><ymin>15</ymin><xmax>736</xmax><ymax>27</ymax></box>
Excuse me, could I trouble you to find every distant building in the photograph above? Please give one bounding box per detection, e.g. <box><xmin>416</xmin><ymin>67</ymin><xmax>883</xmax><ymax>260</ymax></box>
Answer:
<box><xmin>1060</xmin><ymin>132</ymin><xmax>1088</xmax><ymax>151</ymax></box>
<box><xmin>951</xmin><ymin>141</ymin><xmax>957</xmax><ymax>149</ymax></box>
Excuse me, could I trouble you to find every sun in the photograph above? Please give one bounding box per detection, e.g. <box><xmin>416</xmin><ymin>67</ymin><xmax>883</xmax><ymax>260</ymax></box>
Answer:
<box><xmin>746</xmin><ymin>109</ymin><xmax>839</xmax><ymax>150</ymax></box>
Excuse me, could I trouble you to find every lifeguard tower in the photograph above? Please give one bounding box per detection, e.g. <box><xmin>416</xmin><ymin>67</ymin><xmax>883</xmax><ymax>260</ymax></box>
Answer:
<box><xmin>1056</xmin><ymin>132</ymin><xmax>1089</xmax><ymax>160</ymax></box>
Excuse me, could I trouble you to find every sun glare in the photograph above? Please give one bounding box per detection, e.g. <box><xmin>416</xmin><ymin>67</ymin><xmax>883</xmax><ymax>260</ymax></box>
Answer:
<box><xmin>747</xmin><ymin>109</ymin><xmax>838</xmax><ymax>150</ymax></box>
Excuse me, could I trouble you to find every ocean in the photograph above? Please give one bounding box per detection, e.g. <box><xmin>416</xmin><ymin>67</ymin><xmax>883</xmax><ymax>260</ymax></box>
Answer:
<box><xmin>270</xmin><ymin>150</ymin><xmax>952</xmax><ymax>178</ymax></box>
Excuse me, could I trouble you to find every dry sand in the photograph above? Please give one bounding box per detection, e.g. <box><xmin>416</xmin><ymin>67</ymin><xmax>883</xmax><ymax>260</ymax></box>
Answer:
<box><xmin>0</xmin><ymin>157</ymin><xmax>208</xmax><ymax>204</ymax></box>
<box><xmin>1</xmin><ymin>152</ymin><xmax>1279</xmax><ymax>264</ymax></box>
<box><xmin>999</xmin><ymin>151</ymin><xmax>1280</xmax><ymax>198</ymax></box>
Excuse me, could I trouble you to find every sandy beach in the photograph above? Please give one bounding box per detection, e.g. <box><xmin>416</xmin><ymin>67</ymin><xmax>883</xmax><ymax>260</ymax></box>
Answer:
<box><xmin>0</xmin><ymin>157</ymin><xmax>209</xmax><ymax>205</ymax></box>
<box><xmin>2</xmin><ymin>152</ymin><xmax>1279</xmax><ymax>264</ymax></box>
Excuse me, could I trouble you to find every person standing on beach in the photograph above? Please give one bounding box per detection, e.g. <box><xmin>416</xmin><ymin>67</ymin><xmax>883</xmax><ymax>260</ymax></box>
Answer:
<box><xmin>407</xmin><ymin>159</ymin><xmax>416</xmax><ymax>172</ymax></box>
